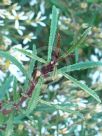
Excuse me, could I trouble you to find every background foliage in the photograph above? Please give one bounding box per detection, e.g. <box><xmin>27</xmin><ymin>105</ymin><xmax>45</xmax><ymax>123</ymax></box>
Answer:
<box><xmin>0</xmin><ymin>0</ymin><xmax>102</xmax><ymax>136</ymax></box>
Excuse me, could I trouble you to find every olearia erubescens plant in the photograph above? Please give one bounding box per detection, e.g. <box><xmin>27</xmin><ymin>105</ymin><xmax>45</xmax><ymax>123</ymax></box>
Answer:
<box><xmin>0</xmin><ymin>1</ymin><xmax>102</xmax><ymax>136</ymax></box>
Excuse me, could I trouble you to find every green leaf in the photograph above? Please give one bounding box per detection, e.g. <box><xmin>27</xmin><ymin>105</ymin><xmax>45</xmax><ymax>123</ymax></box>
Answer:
<box><xmin>26</xmin><ymin>77</ymin><xmax>43</xmax><ymax>115</ymax></box>
<box><xmin>23</xmin><ymin>45</ymin><xmax>37</xmax><ymax>90</ymax></box>
<box><xmin>39</xmin><ymin>99</ymin><xmax>80</xmax><ymax>115</ymax></box>
<box><xmin>0</xmin><ymin>50</ymin><xmax>28</xmax><ymax>79</ymax></box>
<box><xmin>28</xmin><ymin>45</ymin><xmax>37</xmax><ymax>78</ymax></box>
<box><xmin>5</xmin><ymin>114</ymin><xmax>13</xmax><ymax>136</ymax></box>
<box><xmin>87</xmin><ymin>0</ymin><xmax>97</xmax><ymax>3</ymax></box>
<box><xmin>0</xmin><ymin>75</ymin><xmax>13</xmax><ymax>100</ymax></box>
<box><xmin>13</xmin><ymin>77</ymin><xmax>19</xmax><ymax>103</ymax></box>
<box><xmin>50</xmin><ymin>0</ymin><xmax>69</xmax><ymax>13</ymax></box>
<box><xmin>58</xmin><ymin>61</ymin><xmax>102</xmax><ymax>73</ymax></box>
<box><xmin>20</xmin><ymin>0</ymin><xmax>29</xmax><ymax>5</ymax></box>
<box><xmin>14</xmin><ymin>48</ymin><xmax>47</xmax><ymax>64</ymax></box>
<box><xmin>47</xmin><ymin>6</ymin><xmax>59</xmax><ymax>62</ymax></box>
<box><xmin>62</xmin><ymin>73</ymin><xmax>101</xmax><ymax>103</ymax></box>
<box><xmin>61</xmin><ymin>27</ymin><xmax>91</xmax><ymax>58</ymax></box>
<box><xmin>75</xmin><ymin>48</ymin><xmax>79</xmax><ymax>62</ymax></box>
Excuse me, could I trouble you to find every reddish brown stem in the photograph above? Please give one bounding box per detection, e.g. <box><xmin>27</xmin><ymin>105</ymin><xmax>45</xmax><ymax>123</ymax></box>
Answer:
<box><xmin>0</xmin><ymin>55</ymin><xmax>58</xmax><ymax>115</ymax></box>
<box><xmin>0</xmin><ymin>34</ymin><xmax>60</xmax><ymax>115</ymax></box>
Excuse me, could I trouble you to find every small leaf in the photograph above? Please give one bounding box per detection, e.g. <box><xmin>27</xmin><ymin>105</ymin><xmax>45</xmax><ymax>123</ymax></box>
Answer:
<box><xmin>5</xmin><ymin>114</ymin><xmax>13</xmax><ymax>136</ymax></box>
<box><xmin>61</xmin><ymin>27</ymin><xmax>91</xmax><ymax>58</ymax></box>
<box><xmin>39</xmin><ymin>99</ymin><xmax>80</xmax><ymax>115</ymax></box>
<box><xmin>13</xmin><ymin>77</ymin><xmax>19</xmax><ymax>102</ymax></box>
<box><xmin>58</xmin><ymin>61</ymin><xmax>102</xmax><ymax>73</ymax></box>
<box><xmin>26</xmin><ymin>77</ymin><xmax>43</xmax><ymax>115</ymax></box>
<box><xmin>23</xmin><ymin>45</ymin><xmax>37</xmax><ymax>90</ymax></box>
<box><xmin>0</xmin><ymin>75</ymin><xmax>13</xmax><ymax>100</ymax></box>
<box><xmin>14</xmin><ymin>48</ymin><xmax>47</xmax><ymax>64</ymax></box>
<box><xmin>75</xmin><ymin>48</ymin><xmax>79</xmax><ymax>62</ymax></box>
<box><xmin>62</xmin><ymin>73</ymin><xmax>101</xmax><ymax>103</ymax></box>
<box><xmin>47</xmin><ymin>6</ymin><xmax>59</xmax><ymax>62</ymax></box>
<box><xmin>28</xmin><ymin>45</ymin><xmax>37</xmax><ymax>78</ymax></box>
<box><xmin>0</xmin><ymin>50</ymin><xmax>28</xmax><ymax>79</ymax></box>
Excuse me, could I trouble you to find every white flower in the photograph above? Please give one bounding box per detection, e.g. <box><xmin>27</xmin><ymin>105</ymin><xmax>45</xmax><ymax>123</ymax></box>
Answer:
<box><xmin>3</xmin><ymin>0</ymin><xmax>12</xmax><ymax>5</ymax></box>
<box><xmin>81</xmin><ymin>23</ymin><xmax>89</xmax><ymax>29</ymax></box>
<box><xmin>10</xmin><ymin>44</ymin><xmax>30</xmax><ymax>62</ymax></box>
<box><xmin>57</xmin><ymin>95</ymin><xmax>66</xmax><ymax>102</ymax></box>
<box><xmin>89</xmin><ymin>70</ymin><xmax>102</xmax><ymax>84</ymax></box>
<box><xmin>94</xmin><ymin>48</ymin><xmax>102</xmax><ymax>57</ymax></box>
<box><xmin>3</xmin><ymin>36</ymin><xmax>12</xmax><ymax>46</ymax></box>
<box><xmin>15</xmin><ymin>25</ymin><xmax>26</xmax><ymax>36</ymax></box>
<box><xmin>22</xmin><ymin>101</ymin><xmax>27</xmax><ymax>107</ymax></box>
<box><xmin>52</xmin><ymin>99</ymin><xmax>60</xmax><ymax>104</ymax></box>
<box><xmin>0</xmin><ymin>9</ymin><xmax>7</xmax><ymax>18</ymax></box>
<box><xmin>1</xmin><ymin>44</ymin><xmax>31</xmax><ymax>83</ymax></box>
<box><xmin>48</xmin><ymin>84</ymin><xmax>60</xmax><ymax>92</ymax></box>
<box><xmin>29</xmin><ymin>0</ymin><xmax>37</xmax><ymax>6</ymax></box>
<box><xmin>0</xmin><ymin>20</ymin><xmax>4</xmax><ymax>26</ymax></box>
<box><xmin>8</xmin><ymin>64</ymin><xmax>26</xmax><ymax>83</ymax></box>
<box><xmin>67</xmin><ymin>118</ymin><xmax>74</xmax><ymax>125</ymax></box>
<box><xmin>11</xmin><ymin>3</ymin><xmax>21</xmax><ymax>11</ymax></box>
<box><xmin>34</xmin><ymin>11</ymin><xmax>46</xmax><ymax>27</ymax></box>
<box><xmin>23</xmin><ymin>32</ymin><xmax>36</xmax><ymax>44</ymax></box>
<box><xmin>40</xmin><ymin>0</ymin><xmax>45</xmax><ymax>14</ymax></box>
<box><xmin>8</xmin><ymin>10</ymin><xmax>27</xmax><ymax>28</ymax></box>
<box><xmin>90</xmin><ymin>54</ymin><xmax>98</xmax><ymax>62</ymax></box>
<box><xmin>26</xmin><ymin>11</ymin><xmax>35</xmax><ymax>26</ymax></box>
<box><xmin>58</xmin><ymin>16</ymin><xmax>71</xmax><ymax>30</ymax></box>
<box><xmin>26</xmin><ymin>11</ymin><xmax>46</xmax><ymax>27</ymax></box>
<box><xmin>0</xmin><ymin>70</ymin><xmax>6</xmax><ymax>82</ymax></box>
<box><xmin>6</xmin><ymin>44</ymin><xmax>30</xmax><ymax>83</ymax></box>
<box><xmin>77</xmin><ymin>99</ymin><xmax>87</xmax><ymax>108</ymax></box>
<box><xmin>95</xmin><ymin>104</ymin><xmax>102</xmax><ymax>112</ymax></box>
<box><xmin>58</xmin><ymin>110</ymin><xmax>64</xmax><ymax>116</ymax></box>
<box><xmin>48</xmin><ymin>85</ymin><xmax>54</xmax><ymax>91</ymax></box>
<box><xmin>77</xmin><ymin>125</ymin><xmax>82</xmax><ymax>131</ymax></box>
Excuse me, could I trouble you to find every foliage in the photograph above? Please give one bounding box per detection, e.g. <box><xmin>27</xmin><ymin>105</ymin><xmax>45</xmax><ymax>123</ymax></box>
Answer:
<box><xmin>0</xmin><ymin>0</ymin><xmax>102</xmax><ymax>136</ymax></box>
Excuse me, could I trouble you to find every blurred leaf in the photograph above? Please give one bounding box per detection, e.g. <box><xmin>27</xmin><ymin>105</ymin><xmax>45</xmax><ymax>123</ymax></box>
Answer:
<box><xmin>0</xmin><ymin>50</ymin><xmax>28</xmax><ymax>80</ymax></box>
<box><xmin>26</xmin><ymin>77</ymin><xmax>43</xmax><ymax>115</ymax></box>
<box><xmin>58</xmin><ymin>61</ymin><xmax>102</xmax><ymax>73</ymax></box>
<box><xmin>47</xmin><ymin>6</ymin><xmax>59</xmax><ymax>62</ymax></box>
<box><xmin>87</xmin><ymin>0</ymin><xmax>99</xmax><ymax>3</ymax></box>
<box><xmin>13</xmin><ymin>77</ymin><xmax>19</xmax><ymax>103</ymax></box>
<box><xmin>61</xmin><ymin>27</ymin><xmax>92</xmax><ymax>58</ymax></box>
<box><xmin>28</xmin><ymin>45</ymin><xmax>37</xmax><ymax>78</ymax></box>
<box><xmin>0</xmin><ymin>76</ymin><xmax>13</xmax><ymax>100</ymax></box>
<box><xmin>75</xmin><ymin>48</ymin><xmax>79</xmax><ymax>62</ymax></box>
<box><xmin>0</xmin><ymin>113</ymin><xmax>4</xmax><ymax>124</ymax></box>
<box><xmin>62</xmin><ymin>73</ymin><xmax>101</xmax><ymax>103</ymax></box>
<box><xmin>39</xmin><ymin>99</ymin><xmax>80</xmax><ymax>115</ymax></box>
<box><xmin>14</xmin><ymin>48</ymin><xmax>47</xmax><ymax>64</ymax></box>
<box><xmin>50</xmin><ymin>0</ymin><xmax>68</xmax><ymax>13</ymax></box>
<box><xmin>5</xmin><ymin>114</ymin><xmax>13</xmax><ymax>136</ymax></box>
<box><xmin>36</xmin><ymin>102</ymin><xmax>77</xmax><ymax>112</ymax></box>
<box><xmin>20</xmin><ymin>0</ymin><xmax>29</xmax><ymax>5</ymax></box>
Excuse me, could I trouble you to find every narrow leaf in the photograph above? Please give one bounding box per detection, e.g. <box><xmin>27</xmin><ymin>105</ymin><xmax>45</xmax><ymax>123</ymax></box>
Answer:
<box><xmin>28</xmin><ymin>45</ymin><xmax>37</xmax><ymax>78</ymax></box>
<box><xmin>62</xmin><ymin>73</ymin><xmax>101</xmax><ymax>103</ymax></box>
<box><xmin>39</xmin><ymin>99</ymin><xmax>80</xmax><ymax>115</ymax></box>
<box><xmin>61</xmin><ymin>27</ymin><xmax>91</xmax><ymax>58</ymax></box>
<box><xmin>26</xmin><ymin>77</ymin><xmax>43</xmax><ymax>115</ymax></box>
<box><xmin>13</xmin><ymin>77</ymin><xmax>19</xmax><ymax>102</ymax></box>
<box><xmin>0</xmin><ymin>50</ymin><xmax>28</xmax><ymax>79</ymax></box>
<box><xmin>47</xmin><ymin>6</ymin><xmax>59</xmax><ymax>62</ymax></box>
<box><xmin>0</xmin><ymin>76</ymin><xmax>13</xmax><ymax>100</ymax></box>
<box><xmin>14</xmin><ymin>48</ymin><xmax>47</xmax><ymax>64</ymax></box>
<box><xmin>75</xmin><ymin>48</ymin><xmax>79</xmax><ymax>62</ymax></box>
<box><xmin>5</xmin><ymin>114</ymin><xmax>13</xmax><ymax>136</ymax></box>
<box><xmin>58</xmin><ymin>61</ymin><xmax>102</xmax><ymax>73</ymax></box>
